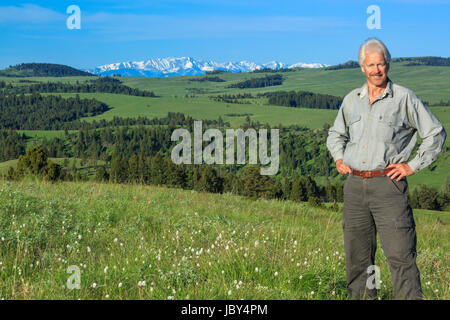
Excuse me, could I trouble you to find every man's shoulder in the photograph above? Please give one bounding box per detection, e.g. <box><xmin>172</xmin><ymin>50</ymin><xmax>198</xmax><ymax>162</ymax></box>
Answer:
<box><xmin>342</xmin><ymin>87</ymin><xmax>363</xmax><ymax>102</ymax></box>
<box><xmin>345</xmin><ymin>87</ymin><xmax>362</xmax><ymax>97</ymax></box>
<box><xmin>391</xmin><ymin>82</ymin><xmax>419</xmax><ymax>100</ymax></box>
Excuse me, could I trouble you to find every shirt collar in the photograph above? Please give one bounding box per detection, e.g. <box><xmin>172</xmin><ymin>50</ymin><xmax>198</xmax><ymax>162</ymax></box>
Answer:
<box><xmin>358</xmin><ymin>77</ymin><xmax>393</xmax><ymax>100</ymax></box>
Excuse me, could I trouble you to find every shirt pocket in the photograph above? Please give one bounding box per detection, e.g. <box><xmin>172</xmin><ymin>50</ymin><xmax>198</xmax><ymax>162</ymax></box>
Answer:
<box><xmin>347</xmin><ymin>114</ymin><xmax>362</xmax><ymax>142</ymax></box>
<box><xmin>377</xmin><ymin>115</ymin><xmax>404</xmax><ymax>142</ymax></box>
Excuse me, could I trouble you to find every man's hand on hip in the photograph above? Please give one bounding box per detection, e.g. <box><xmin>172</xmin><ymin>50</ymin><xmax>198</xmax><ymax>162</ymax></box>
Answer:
<box><xmin>386</xmin><ymin>163</ymin><xmax>414</xmax><ymax>181</ymax></box>
<box><xmin>336</xmin><ymin>159</ymin><xmax>352</xmax><ymax>175</ymax></box>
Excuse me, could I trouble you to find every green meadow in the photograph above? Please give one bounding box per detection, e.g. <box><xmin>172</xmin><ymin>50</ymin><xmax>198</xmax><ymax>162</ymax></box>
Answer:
<box><xmin>0</xmin><ymin>178</ymin><xmax>448</xmax><ymax>300</ymax></box>
<box><xmin>41</xmin><ymin>92</ymin><xmax>340</xmax><ymax>129</ymax></box>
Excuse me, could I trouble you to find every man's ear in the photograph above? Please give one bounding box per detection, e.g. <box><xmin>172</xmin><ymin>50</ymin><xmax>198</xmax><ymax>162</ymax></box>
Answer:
<box><xmin>360</xmin><ymin>65</ymin><xmax>365</xmax><ymax>73</ymax></box>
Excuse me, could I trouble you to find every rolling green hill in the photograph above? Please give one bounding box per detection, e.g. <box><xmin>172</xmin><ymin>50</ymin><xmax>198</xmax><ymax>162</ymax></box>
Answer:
<box><xmin>0</xmin><ymin>63</ymin><xmax>94</xmax><ymax>77</ymax></box>
<box><xmin>116</xmin><ymin>62</ymin><xmax>450</xmax><ymax>104</ymax></box>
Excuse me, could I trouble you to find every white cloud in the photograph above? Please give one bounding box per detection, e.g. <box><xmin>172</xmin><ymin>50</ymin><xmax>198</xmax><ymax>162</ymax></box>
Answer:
<box><xmin>0</xmin><ymin>4</ymin><xmax>64</xmax><ymax>24</ymax></box>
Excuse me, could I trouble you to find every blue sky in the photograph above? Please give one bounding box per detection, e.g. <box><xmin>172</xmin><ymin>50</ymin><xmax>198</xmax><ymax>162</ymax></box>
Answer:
<box><xmin>0</xmin><ymin>0</ymin><xmax>449</xmax><ymax>69</ymax></box>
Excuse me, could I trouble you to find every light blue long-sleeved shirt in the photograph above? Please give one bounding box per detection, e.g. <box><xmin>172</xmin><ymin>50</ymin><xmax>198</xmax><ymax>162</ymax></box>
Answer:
<box><xmin>326</xmin><ymin>78</ymin><xmax>446</xmax><ymax>172</ymax></box>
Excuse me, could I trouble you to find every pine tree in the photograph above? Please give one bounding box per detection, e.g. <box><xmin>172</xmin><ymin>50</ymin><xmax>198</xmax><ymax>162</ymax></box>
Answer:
<box><xmin>16</xmin><ymin>145</ymin><xmax>48</xmax><ymax>177</ymax></box>
<box><xmin>242</xmin><ymin>165</ymin><xmax>272</xmax><ymax>199</ymax></box>
<box><xmin>46</xmin><ymin>160</ymin><xmax>61</xmax><ymax>182</ymax></box>
<box><xmin>149</xmin><ymin>153</ymin><xmax>166</xmax><ymax>185</ymax></box>
<box><xmin>290</xmin><ymin>176</ymin><xmax>307</xmax><ymax>202</ymax></box>
<box><xmin>194</xmin><ymin>165</ymin><xmax>222</xmax><ymax>193</ymax></box>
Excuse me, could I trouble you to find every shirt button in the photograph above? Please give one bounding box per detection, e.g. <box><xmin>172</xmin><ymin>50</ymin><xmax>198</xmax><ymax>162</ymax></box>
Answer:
<box><xmin>362</xmin><ymin>161</ymin><xmax>366</xmax><ymax>164</ymax></box>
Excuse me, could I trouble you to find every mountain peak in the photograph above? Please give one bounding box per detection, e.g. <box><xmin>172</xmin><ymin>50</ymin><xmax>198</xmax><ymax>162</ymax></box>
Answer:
<box><xmin>87</xmin><ymin>57</ymin><xmax>327</xmax><ymax>77</ymax></box>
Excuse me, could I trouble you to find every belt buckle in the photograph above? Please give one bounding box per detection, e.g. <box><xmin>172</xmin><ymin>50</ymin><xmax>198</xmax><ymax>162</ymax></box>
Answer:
<box><xmin>362</xmin><ymin>170</ymin><xmax>375</xmax><ymax>178</ymax></box>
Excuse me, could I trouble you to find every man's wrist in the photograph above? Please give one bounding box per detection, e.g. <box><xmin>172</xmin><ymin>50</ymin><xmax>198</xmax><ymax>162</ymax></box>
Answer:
<box><xmin>407</xmin><ymin>158</ymin><xmax>421</xmax><ymax>173</ymax></box>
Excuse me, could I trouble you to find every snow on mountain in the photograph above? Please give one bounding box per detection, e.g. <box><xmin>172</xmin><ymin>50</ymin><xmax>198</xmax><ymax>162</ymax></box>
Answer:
<box><xmin>288</xmin><ymin>62</ymin><xmax>327</xmax><ymax>69</ymax></box>
<box><xmin>87</xmin><ymin>57</ymin><xmax>327</xmax><ymax>77</ymax></box>
<box><xmin>262</xmin><ymin>61</ymin><xmax>288</xmax><ymax>69</ymax></box>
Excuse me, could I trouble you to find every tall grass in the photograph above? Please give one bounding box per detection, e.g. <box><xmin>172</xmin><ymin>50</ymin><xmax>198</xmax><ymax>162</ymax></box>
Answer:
<box><xmin>0</xmin><ymin>178</ymin><xmax>448</xmax><ymax>299</ymax></box>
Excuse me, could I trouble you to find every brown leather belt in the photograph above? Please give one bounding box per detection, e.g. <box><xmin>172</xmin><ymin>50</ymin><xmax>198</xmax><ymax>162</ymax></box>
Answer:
<box><xmin>351</xmin><ymin>168</ymin><xmax>393</xmax><ymax>178</ymax></box>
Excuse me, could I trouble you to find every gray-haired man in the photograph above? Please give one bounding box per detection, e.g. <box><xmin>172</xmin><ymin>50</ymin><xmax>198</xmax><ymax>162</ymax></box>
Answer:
<box><xmin>326</xmin><ymin>38</ymin><xmax>446</xmax><ymax>300</ymax></box>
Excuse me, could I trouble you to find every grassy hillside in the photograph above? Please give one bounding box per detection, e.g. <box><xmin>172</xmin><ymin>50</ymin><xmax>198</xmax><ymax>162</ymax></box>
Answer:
<box><xmin>117</xmin><ymin>63</ymin><xmax>450</xmax><ymax>104</ymax></box>
<box><xmin>40</xmin><ymin>92</ymin><xmax>340</xmax><ymax>128</ymax></box>
<box><xmin>0</xmin><ymin>178</ymin><xmax>448</xmax><ymax>300</ymax></box>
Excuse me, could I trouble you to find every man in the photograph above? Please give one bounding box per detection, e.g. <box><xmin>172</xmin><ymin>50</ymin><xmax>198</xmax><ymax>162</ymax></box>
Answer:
<box><xmin>326</xmin><ymin>38</ymin><xmax>446</xmax><ymax>300</ymax></box>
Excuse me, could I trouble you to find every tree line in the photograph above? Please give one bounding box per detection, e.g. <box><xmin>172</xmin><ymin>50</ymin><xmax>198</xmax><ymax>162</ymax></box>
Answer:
<box><xmin>261</xmin><ymin>90</ymin><xmax>343</xmax><ymax>109</ymax></box>
<box><xmin>227</xmin><ymin>75</ymin><xmax>283</xmax><ymax>89</ymax></box>
<box><xmin>188</xmin><ymin>76</ymin><xmax>225</xmax><ymax>82</ymax></box>
<box><xmin>324</xmin><ymin>61</ymin><xmax>360</xmax><ymax>71</ymax></box>
<box><xmin>205</xmin><ymin>70</ymin><xmax>230</xmax><ymax>75</ymax></box>
<box><xmin>0</xmin><ymin>93</ymin><xmax>110</xmax><ymax>130</ymax></box>
<box><xmin>0</xmin><ymin>129</ymin><xmax>27</xmax><ymax>162</ymax></box>
<box><xmin>251</xmin><ymin>68</ymin><xmax>296</xmax><ymax>73</ymax></box>
<box><xmin>4</xmin><ymin>145</ymin><xmax>345</xmax><ymax>208</ymax></box>
<box><xmin>0</xmin><ymin>77</ymin><xmax>156</xmax><ymax>97</ymax></box>
<box><xmin>392</xmin><ymin>57</ymin><xmax>450</xmax><ymax>67</ymax></box>
<box><xmin>209</xmin><ymin>93</ymin><xmax>254</xmax><ymax>104</ymax></box>
<box><xmin>423</xmin><ymin>99</ymin><xmax>450</xmax><ymax>107</ymax></box>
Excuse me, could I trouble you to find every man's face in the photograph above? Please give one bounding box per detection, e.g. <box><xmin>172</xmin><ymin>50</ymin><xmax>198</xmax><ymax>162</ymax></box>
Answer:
<box><xmin>361</xmin><ymin>51</ymin><xmax>389</xmax><ymax>87</ymax></box>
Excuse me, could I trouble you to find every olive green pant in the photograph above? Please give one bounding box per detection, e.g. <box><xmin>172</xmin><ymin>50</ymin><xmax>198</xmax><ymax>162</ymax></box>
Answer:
<box><xmin>342</xmin><ymin>173</ymin><xmax>422</xmax><ymax>300</ymax></box>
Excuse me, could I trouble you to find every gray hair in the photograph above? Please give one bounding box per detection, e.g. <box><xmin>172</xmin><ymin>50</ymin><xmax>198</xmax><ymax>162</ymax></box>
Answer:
<box><xmin>358</xmin><ymin>38</ymin><xmax>391</xmax><ymax>66</ymax></box>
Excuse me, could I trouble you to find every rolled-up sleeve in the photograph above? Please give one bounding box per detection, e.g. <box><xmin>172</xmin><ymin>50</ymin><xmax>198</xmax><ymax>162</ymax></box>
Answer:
<box><xmin>326</xmin><ymin>100</ymin><xmax>349</xmax><ymax>163</ymax></box>
<box><xmin>406</xmin><ymin>93</ymin><xmax>447</xmax><ymax>173</ymax></box>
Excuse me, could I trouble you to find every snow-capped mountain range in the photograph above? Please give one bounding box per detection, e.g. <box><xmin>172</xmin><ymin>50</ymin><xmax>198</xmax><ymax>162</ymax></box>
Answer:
<box><xmin>87</xmin><ymin>57</ymin><xmax>328</xmax><ymax>77</ymax></box>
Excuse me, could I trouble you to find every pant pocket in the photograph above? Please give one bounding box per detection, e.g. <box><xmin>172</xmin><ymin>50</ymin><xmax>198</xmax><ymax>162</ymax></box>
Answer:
<box><xmin>388</xmin><ymin>177</ymin><xmax>406</xmax><ymax>194</ymax></box>
<box><xmin>395</xmin><ymin>216</ymin><xmax>416</xmax><ymax>229</ymax></box>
